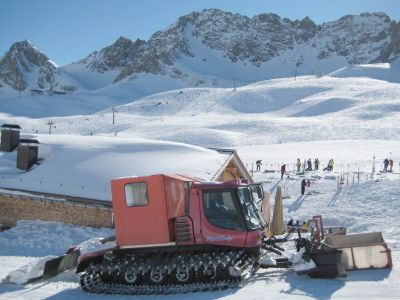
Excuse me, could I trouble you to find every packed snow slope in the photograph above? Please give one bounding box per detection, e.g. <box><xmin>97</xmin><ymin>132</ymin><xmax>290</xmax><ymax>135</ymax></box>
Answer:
<box><xmin>0</xmin><ymin>135</ymin><xmax>229</xmax><ymax>200</ymax></box>
<box><xmin>2</xmin><ymin>73</ymin><xmax>400</xmax><ymax>147</ymax></box>
<box><xmin>0</xmin><ymin>60</ymin><xmax>399</xmax><ymax>118</ymax></box>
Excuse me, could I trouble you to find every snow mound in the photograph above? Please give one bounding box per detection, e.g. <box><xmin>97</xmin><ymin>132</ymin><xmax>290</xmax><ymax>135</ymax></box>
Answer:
<box><xmin>226</xmin><ymin>86</ymin><xmax>329</xmax><ymax>114</ymax></box>
<box><xmin>0</xmin><ymin>220</ymin><xmax>114</xmax><ymax>257</ymax></box>
<box><xmin>77</xmin><ymin>237</ymin><xmax>116</xmax><ymax>255</ymax></box>
<box><xmin>0</xmin><ymin>135</ymin><xmax>229</xmax><ymax>200</ymax></box>
<box><xmin>293</xmin><ymin>259</ymin><xmax>317</xmax><ymax>273</ymax></box>
<box><xmin>259</xmin><ymin>253</ymin><xmax>277</xmax><ymax>266</ymax></box>
<box><xmin>2</xmin><ymin>255</ymin><xmax>57</xmax><ymax>284</ymax></box>
<box><xmin>288</xmin><ymin>248</ymin><xmax>317</xmax><ymax>273</ymax></box>
<box><xmin>329</xmin><ymin>60</ymin><xmax>400</xmax><ymax>83</ymax></box>
<box><xmin>291</xmin><ymin>98</ymin><xmax>356</xmax><ymax>117</ymax></box>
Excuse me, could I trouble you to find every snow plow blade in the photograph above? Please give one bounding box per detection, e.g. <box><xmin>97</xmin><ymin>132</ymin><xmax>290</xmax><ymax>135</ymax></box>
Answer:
<box><xmin>27</xmin><ymin>247</ymin><xmax>81</xmax><ymax>283</ymax></box>
<box><xmin>323</xmin><ymin>232</ymin><xmax>392</xmax><ymax>270</ymax></box>
<box><xmin>42</xmin><ymin>247</ymin><xmax>81</xmax><ymax>280</ymax></box>
<box><xmin>25</xmin><ymin>236</ymin><xmax>116</xmax><ymax>284</ymax></box>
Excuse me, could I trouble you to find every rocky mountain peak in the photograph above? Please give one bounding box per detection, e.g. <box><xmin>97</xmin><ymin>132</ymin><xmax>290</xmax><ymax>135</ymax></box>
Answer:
<box><xmin>314</xmin><ymin>12</ymin><xmax>393</xmax><ymax>64</ymax></box>
<box><xmin>9</xmin><ymin>39</ymin><xmax>33</xmax><ymax>52</ymax></box>
<box><xmin>77</xmin><ymin>36</ymin><xmax>148</xmax><ymax>73</ymax></box>
<box><xmin>297</xmin><ymin>16</ymin><xmax>318</xmax><ymax>30</ymax></box>
<box><xmin>0</xmin><ymin>40</ymin><xmax>57</xmax><ymax>91</ymax></box>
<box><xmin>113</xmin><ymin>36</ymin><xmax>133</xmax><ymax>48</ymax></box>
<box><xmin>7</xmin><ymin>39</ymin><xmax>56</xmax><ymax>68</ymax></box>
<box><xmin>66</xmin><ymin>10</ymin><xmax>400</xmax><ymax>86</ymax></box>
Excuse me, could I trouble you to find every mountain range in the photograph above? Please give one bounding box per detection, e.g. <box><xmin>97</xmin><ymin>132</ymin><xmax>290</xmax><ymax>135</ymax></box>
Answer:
<box><xmin>0</xmin><ymin>9</ymin><xmax>399</xmax><ymax>103</ymax></box>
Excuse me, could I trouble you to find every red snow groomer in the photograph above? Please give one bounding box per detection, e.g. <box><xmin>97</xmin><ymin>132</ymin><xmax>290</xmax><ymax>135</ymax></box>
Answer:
<box><xmin>76</xmin><ymin>174</ymin><xmax>276</xmax><ymax>294</ymax></box>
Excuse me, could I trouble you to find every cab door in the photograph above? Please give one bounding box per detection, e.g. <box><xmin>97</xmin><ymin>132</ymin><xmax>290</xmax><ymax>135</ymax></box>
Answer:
<box><xmin>112</xmin><ymin>175</ymin><xmax>170</xmax><ymax>247</ymax></box>
<box><xmin>200</xmin><ymin>188</ymin><xmax>247</xmax><ymax>247</ymax></box>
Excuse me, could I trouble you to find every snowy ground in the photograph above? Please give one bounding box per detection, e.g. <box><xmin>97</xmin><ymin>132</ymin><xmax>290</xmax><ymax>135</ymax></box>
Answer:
<box><xmin>0</xmin><ymin>157</ymin><xmax>399</xmax><ymax>299</ymax></box>
<box><xmin>0</xmin><ymin>67</ymin><xmax>400</xmax><ymax>298</ymax></box>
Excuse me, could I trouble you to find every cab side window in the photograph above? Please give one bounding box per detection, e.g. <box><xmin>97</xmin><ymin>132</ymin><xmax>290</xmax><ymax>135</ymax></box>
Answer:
<box><xmin>125</xmin><ymin>182</ymin><xmax>148</xmax><ymax>207</ymax></box>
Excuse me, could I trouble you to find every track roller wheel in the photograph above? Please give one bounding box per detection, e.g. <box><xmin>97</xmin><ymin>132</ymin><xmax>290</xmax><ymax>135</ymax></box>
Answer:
<box><xmin>175</xmin><ymin>265</ymin><xmax>191</xmax><ymax>283</ymax></box>
<box><xmin>124</xmin><ymin>268</ymin><xmax>139</xmax><ymax>284</ymax></box>
<box><xmin>203</xmin><ymin>265</ymin><xmax>217</xmax><ymax>280</ymax></box>
<box><xmin>149</xmin><ymin>268</ymin><xmax>167</xmax><ymax>284</ymax></box>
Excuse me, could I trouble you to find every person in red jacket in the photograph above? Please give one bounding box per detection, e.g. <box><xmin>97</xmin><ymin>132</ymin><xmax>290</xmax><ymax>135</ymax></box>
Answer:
<box><xmin>280</xmin><ymin>164</ymin><xmax>286</xmax><ymax>180</ymax></box>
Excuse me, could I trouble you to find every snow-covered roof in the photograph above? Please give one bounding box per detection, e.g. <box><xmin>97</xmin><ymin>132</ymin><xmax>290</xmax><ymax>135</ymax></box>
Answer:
<box><xmin>0</xmin><ymin>134</ymin><xmax>232</xmax><ymax>201</ymax></box>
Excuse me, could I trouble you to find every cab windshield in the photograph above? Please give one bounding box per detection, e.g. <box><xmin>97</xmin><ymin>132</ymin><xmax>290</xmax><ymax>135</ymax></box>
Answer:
<box><xmin>237</xmin><ymin>187</ymin><xmax>263</xmax><ymax>230</ymax></box>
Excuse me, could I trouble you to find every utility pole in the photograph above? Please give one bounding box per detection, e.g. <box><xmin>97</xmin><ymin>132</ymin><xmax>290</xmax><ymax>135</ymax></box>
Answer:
<box><xmin>47</xmin><ymin>121</ymin><xmax>54</xmax><ymax>134</ymax></box>
<box><xmin>233</xmin><ymin>79</ymin><xmax>236</xmax><ymax>91</ymax></box>
<box><xmin>112</xmin><ymin>107</ymin><xmax>117</xmax><ymax>125</ymax></box>
<box><xmin>372</xmin><ymin>155</ymin><xmax>376</xmax><ymax>176</ymax></box>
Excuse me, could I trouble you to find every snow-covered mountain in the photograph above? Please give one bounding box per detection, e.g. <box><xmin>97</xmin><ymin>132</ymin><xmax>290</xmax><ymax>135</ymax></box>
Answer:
<box><xmin>1</xmin><ymin>10</ymin><xmax>399</xmax><ymax>96</ymax></box>
<box><xmin>0</xmin><ymin>40</ymin><xmax>58</xmax><ymax>91</ymax></box>
<box><xmin>70</xmin><ymin>11</ymin><xmax>399</xmax><ymax>86</ymax></box>
<box><xmin>0</xmin><ymin>40</ymin><xmax>78</xmax><ymax>93</ymax></box>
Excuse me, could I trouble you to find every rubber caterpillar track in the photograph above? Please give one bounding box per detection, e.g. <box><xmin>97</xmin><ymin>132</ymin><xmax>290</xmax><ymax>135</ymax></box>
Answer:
<box><xmin>80</xmin><ymin>249</ymin><xmax>258</xmax><ymax>295</ymax></box>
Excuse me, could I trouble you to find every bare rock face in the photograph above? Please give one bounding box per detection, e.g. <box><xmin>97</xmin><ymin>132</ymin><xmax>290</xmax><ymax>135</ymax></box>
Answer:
<box><xmin>81</xmin><ymin>9</ymin><xmax>320</xmax><ymax>82</ymax></box>
<box><xmin>312</xmin><ymin>13</ymin><xmax>393</xmax><ymax>64</ymax></box>
<box><xmin>78</xmin><ymin>37</ymin><xmax>147</xmax><ymax>73</ymax></box>
<box><xmin>83</xmin><ymin>9</ymin><xmax>395</xmax><ymax>83</ymax></box>
<box><xmin>0</xmin><ymin>40</ymin><xmax>57</xmax><ymax>91</ymax></box>
<box><xmin>377</xmin><ymin>21</ymin><xmax>400</xmax><ymax>62</ymax></box>
<box><xmin>187</xmin><ymin>10</ymin><xmax>319</xmax><ymax>66</ymax></box>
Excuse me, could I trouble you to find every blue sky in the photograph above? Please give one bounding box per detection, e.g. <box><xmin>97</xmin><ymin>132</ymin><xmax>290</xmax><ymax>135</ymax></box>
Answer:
<box><xmin>1</xmin><ymin>0</ymin><xmax>399</xmax><ymax>66</ymax></box>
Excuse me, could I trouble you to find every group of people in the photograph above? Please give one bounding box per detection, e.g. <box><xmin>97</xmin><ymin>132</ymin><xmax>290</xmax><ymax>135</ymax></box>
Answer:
<box><xmin>256</xmin><ymin>157</ymin><xmax>334</xmax><ymax>175</ymax></box>
<box><xmin>255</xmin><ymin>156</ymin><xmax>397</xmax><ymax>197</ymax></box>
<box><xmin>296</xmin><ymin>158</ymin><xmax>327</xmax><ymax>172</ymax></box>
<box><xmin>383</xmin><ymin>158</ymin><xmax>394</xmax><ymax>173</ymax></box>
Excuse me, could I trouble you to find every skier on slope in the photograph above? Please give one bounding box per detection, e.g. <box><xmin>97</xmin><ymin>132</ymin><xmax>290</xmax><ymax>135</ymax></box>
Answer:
<box><xmin>383</xmin><ymin>158</ymin><xmax>389</xmax><ymax>172</ymax></box>
<box><xmin>301</xmin><ymin>178</ymin><xmax>307</xmax><ymax>195</ymax></box>
<box><xmin>323</xmin><ymin>159</ymin><xmax>333</xmax><ymax>171</ymax></box>
<box><xmin>389</xmin><ymin>159</ymin><xmax>394</xmax><ymax>172</ymax></box>
<box><xmin>280</xmin><ymin>164</ymin><xmax>286</xmax><ymax>180</ymax></box>
<box><xmin>307</xmin><ymin>159</ymin><xmax>312</xmax><ymax>171</ymax></box>
<box><xmin>329</xmin><ymin>158</ymin><xmax>335</xmax><ymax>171</ymax></box>
<box><xmin>256</xmin><ymin>160</ymin><xmax>262</xmax><ymax>171</ymax></box>
<box><xmin>314</xmin><ymin>158</ymin><xmax>319</xmax><ymax>171</ymax></box>
<box><xmin>296</xmin><ymin>158</ymin><xmax>301</xmax><ymax>172</ymax></box>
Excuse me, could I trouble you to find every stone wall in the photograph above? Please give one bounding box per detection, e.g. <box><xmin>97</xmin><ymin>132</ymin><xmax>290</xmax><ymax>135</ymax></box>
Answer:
<box><xmin>0</xmin><ymin>192</ymin><xmax>113</xmax><ymax>228</ymax></box>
